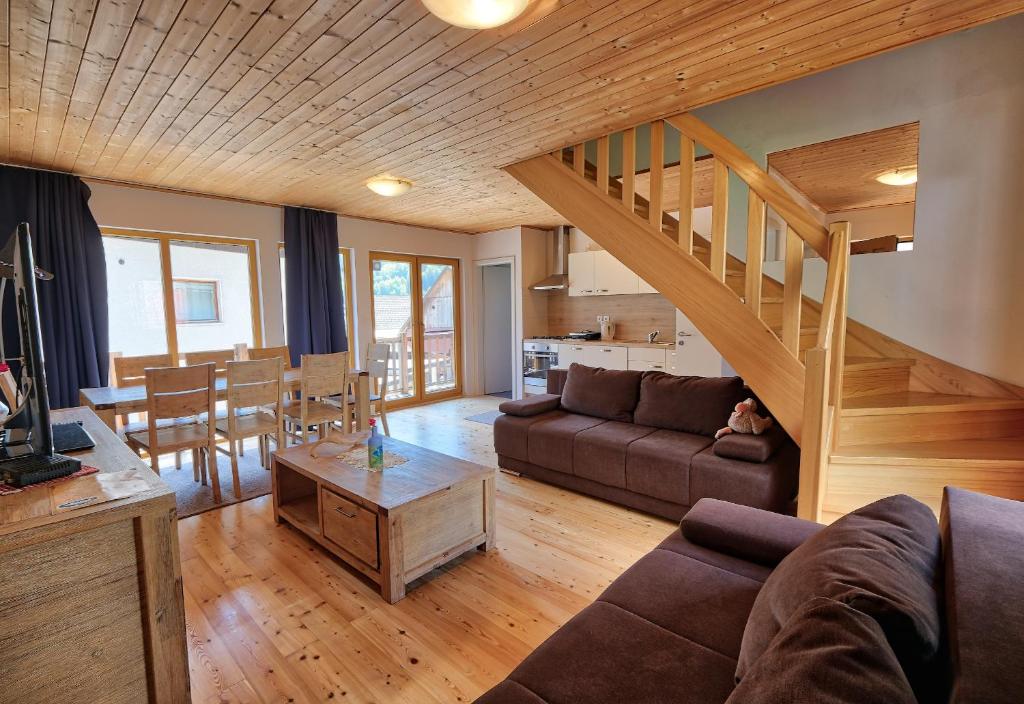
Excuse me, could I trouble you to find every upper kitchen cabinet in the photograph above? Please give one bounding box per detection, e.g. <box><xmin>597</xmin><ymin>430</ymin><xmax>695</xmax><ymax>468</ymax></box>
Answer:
<box><xmin>568</xmin><ymin>250</ymin><xmax>639</xmax><ymax>297</ymax></box>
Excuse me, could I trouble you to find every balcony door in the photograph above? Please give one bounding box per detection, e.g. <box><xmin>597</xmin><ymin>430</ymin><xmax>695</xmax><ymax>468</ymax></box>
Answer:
<box><xmin>369</xmin><ymin>253</ymin><xmax>462</xmax><ymax>406</ymax></box>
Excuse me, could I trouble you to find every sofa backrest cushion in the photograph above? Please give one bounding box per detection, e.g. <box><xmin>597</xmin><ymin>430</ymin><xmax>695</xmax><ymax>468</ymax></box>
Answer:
<box><xmin>633</xmin><ymin>373</ymin><xmax>746</xmax><ymax>437</ymax></box>
<box><xmin>560</xmin><ymin>363</ymin><xmax>643</xmax><ymax>422</ymax></box>
<box><xmin>941</xmin><ymin>488</ymin><xmax>1024</xmax><ymax>704</ymax></box>
<box><xmin>726</xmin><ymin>597</ymin><xmax>917</xmax><ymax>704</ymax></box>
<box><xmin>737</xmin><ymin>494</ymin><xmax>943</xmax><ymax>696</ymax></box>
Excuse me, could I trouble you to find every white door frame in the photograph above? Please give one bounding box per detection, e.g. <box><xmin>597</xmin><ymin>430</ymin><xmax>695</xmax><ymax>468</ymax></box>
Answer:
<box><xmin>474</xmin><ymin>256</ymin><xmax>521</xmax><ymax>399</ymax></box>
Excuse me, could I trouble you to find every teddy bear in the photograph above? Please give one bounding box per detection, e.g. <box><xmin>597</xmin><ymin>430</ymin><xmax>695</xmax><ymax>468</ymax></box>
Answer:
<box><xmin>715</xmin><ymin>398</ymin><xmax>774</xmax><ymax>439</ymax></box>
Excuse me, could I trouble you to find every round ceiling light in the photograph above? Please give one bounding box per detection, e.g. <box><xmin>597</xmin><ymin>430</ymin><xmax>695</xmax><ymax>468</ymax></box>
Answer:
<box><xmin>366</xmin><ymin>176</ymin><xmax>413</xmax><ymax>197</ymax></box>
<box><xmin>421</xmin><ymin>0</ymin><xmax>529</xmax><ymax>29</ymax></box>
<box><xmin>875</xmin><ymin>167</ymin><xmax>918</xmax><ymax>186</ymax></box>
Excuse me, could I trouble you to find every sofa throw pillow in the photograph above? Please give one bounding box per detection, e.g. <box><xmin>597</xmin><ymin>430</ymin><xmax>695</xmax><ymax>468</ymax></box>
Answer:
<box><xmin>737</xmin><ymin>494</ymin><xmax>942</xmax><ymax>688</ymax></box>
<box><xmin>726</xmin><ymin>598</ymin><xmax>917</xmax><ymax>704</ymax></box>
<box><xmin>633</xmin><ymin>373</ymin><xmax>745</xmax><ymax>437</ymax></box>
<box><xmin>559</xmin><ymin>363</ymin><xmax>643</xmax><ymax>423</ymax></box>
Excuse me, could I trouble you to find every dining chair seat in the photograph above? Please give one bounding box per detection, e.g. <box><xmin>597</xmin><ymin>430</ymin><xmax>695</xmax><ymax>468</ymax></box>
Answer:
<box><xmin>121</xmin><ymin>416</ymin><xmax>196</xmax><ymax>436</ymax></box>
<box><xmin>127</xmin><ymin>422</ymin><xmax>214</xmax><ymax>453</ymax></box>
<box><xmin>215</xmin><ymin>411</ymin><xmax>279</xmax><ymax>438</ymax></box>
<box><xmin>281</xmin><ymin>398</ymin><xmax>348</xmax><ymax>425</ymax></box>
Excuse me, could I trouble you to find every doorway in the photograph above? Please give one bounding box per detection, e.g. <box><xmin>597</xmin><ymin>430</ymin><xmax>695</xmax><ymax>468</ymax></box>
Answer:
<box><xmin>481</xmin><ymin>263</ymin><xmax>514</xmax><ymax>397</ymax></box>
<box><xmin>368</xmin><ymin>252</ymin><xmax>463</xmax><ymax>407</ymax></box>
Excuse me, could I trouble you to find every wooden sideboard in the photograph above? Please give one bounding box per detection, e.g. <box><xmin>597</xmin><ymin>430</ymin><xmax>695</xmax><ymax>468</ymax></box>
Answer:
<box><xmin>0</xmin><ymin>407</ymin><xmax>190</xmax><ymax>704</ymax></box>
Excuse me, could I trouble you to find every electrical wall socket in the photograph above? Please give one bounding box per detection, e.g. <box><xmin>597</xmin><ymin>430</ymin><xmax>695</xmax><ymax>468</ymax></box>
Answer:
<box><xmin>597</xmin><ymin>315</ymin><xmax>610</xmax><ymax>323</ymax></box>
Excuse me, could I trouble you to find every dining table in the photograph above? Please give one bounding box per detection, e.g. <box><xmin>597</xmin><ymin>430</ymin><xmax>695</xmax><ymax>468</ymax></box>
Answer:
<box><xmin>78</xmin><ymin>366</ymin><xmax>372</xmax><ymax>433</ymax></box>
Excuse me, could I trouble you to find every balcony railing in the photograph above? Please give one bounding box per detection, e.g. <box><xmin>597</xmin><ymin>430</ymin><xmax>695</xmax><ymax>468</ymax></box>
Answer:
<box><xmin>377</xmin><ymin>329</ymin><xmax>456</xmax><ymax>398</ymax></box>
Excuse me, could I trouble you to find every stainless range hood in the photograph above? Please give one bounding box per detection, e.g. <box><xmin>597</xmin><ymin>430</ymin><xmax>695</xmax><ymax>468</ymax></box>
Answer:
<box><xmin>530</xmin><ymin>226</ymin><xmax>570</xmax><ymax>291</ymax></box>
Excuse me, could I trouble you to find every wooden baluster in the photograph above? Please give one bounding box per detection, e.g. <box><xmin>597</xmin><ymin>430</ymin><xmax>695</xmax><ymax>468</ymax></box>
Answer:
<box><xmin>797</xmin><ymin>347</ymin><xmax>830</xmax><ymax>522</ymax></box>
<box><xmin>649</xmin><ymin>121</ymin><xmax>665</xmax><ymax>230</ymax></box>
<box><xmin>678</xmin><ymin>136</ymin><xmax>695</xmax><ymax>253</ymax></box>
<box><xmin>710</xmin><ymin>158</ymin><xmax>728</xmax><ymax>281</ymax></box>
<box><xmin>827</xmin><ymin>221</ymin><xmax>851</xmax><ymax>447</ymax></box>
<box><xmin>745</xmin><ymin>192</ymin><xmax>765</xmax><ymax>316</ymax></box>
<box><xmin>783</xmin><ymin>226</ymin><xmax>804</xmax><ymax>355</ymax></box>
<box><xmin>621</xmin><ymin>127</ymin><xmax>636</xmax><ymax>214</ymax></box>
<box><xmin>596</xmin><ymin>135</ymin><xmax>610</xmax><ymax>195</ymax></box>
<box><xmin>573</xmin><ymin>143</ymin><xmax>585</xmax><ymax>178</ymax></box>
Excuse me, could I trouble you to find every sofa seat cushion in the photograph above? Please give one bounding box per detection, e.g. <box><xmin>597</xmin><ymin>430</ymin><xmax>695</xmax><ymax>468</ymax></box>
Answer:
<box><xmin>690</xmin><ymin>443</ymin><xmax>799</xmax><ymax>513</ymax></box>
<box><xmin>560</xmin><ymin>364</ymin><xmax>643</xmax><ymax>422</ymax></box>
<box><xmin>527</xmin><ymin>412</ymin><xmax>607</xmax><ymax>474</ymax></box>
<box><xmin>499</xmin><ymin>601</ymin><xmax>737</xmax><ymax>704</ymax></box>
<box><xmin>726</xmin><ymin>598</ymin><xmax>917</xmax><ymax>704</ymax></box>
<box><xmin>494</xmin><ymin>410</ymin><xmax>564</xmax><ymax>463</ymax></box>
<box><xmin>633</xmin><ymin>373</ymin><xmax>746</xmax><ymax>437</ymax></box>
<box><xmin>599</xmin><ymin>548</ymin><xmax>762</xmax><ymax>659</ymax></box>
<box><xmin>572</xmin><ymin>421</ymin><xmax>657</xmax><ymax>488</ymax></box>
<box><xmin>625</xmin><ymin>429</ymin><xmax>712</xmax><ymax>506</ymax></box>
<box><xmin>737</xmin><ymin>495</ymin><xmax>943</xmax><ymax>694</ymax></box>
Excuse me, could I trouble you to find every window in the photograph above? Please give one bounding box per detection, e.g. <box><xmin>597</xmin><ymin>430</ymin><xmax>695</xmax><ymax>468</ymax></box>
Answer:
<box><xmin>279</xmin><ymin>245</ymin><xmax>355</xmax><ymax>352</ymax></box>
<box><xmin>173</xmin><ymin>279</ymin><xmax>220</xmax><ymax>323</ymax></box>
<box><xmin>103</xmin><ymin>229</ymin><xmax>263</xmax><ymax>360</ymax></box>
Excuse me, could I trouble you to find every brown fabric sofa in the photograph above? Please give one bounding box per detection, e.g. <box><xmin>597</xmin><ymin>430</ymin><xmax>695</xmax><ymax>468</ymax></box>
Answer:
<box><xmin>476</xmin><ymin>488</ymin><xmax>1024</xmax><ymax>704</ymax></box>
<box><xmin>494</xmin><ymin>365</ymin><xmax>799</xmax><ymax>520</ymax></box>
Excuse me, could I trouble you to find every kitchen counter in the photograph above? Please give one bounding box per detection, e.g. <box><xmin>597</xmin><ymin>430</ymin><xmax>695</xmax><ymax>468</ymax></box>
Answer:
<box><xmin>526</xmin><ymin>337</ymin><xmax>674</xmax><ymax>349</ymax></box>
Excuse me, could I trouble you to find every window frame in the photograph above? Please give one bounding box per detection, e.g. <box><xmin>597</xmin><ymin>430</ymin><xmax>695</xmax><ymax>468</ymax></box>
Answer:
<box><xmin>102</xmin><ymin>227</ymin><xmax>264</xmax><ymax>362</ymax></box>
<box><xmin>172</xmin><ymin>277</ymin><xmax>222</xmax><ymax>324</ymax></box>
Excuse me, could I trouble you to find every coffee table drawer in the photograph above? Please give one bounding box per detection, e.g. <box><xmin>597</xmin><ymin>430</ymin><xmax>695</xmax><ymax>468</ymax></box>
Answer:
<box><xmin>321</xmin><ymin>489</ymin><xmax>378</xmax><ymax>568</ymax></box>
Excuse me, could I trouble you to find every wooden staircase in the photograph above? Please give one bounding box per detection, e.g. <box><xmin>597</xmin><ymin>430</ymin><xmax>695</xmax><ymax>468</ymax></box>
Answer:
<box><xmin>505</xmin><ymin>112</ymin><xmax>1024</xmax><ymax>522</ymax></box>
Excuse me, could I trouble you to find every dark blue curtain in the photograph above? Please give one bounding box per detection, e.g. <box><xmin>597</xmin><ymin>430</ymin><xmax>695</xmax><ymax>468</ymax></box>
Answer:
<box><xmin>0</xmin><ymin>165</ymin><xmax>109</xmax><ymax>409</ymax></box>
<box><xmin>283</xmin><ymin>206</ymin><xmax>347</xmax><ymax>367</ymax></box>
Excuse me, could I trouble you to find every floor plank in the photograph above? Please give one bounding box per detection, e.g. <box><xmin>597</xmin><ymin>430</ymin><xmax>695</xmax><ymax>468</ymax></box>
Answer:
<box><xmin>183</xmin><ymin>396</ymin><xmax>675</xmax><ymax>703</ymax></box>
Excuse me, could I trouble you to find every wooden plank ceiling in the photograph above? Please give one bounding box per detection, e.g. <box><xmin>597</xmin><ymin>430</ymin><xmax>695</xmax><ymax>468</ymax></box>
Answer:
<box><xmin>0</xmin><ymin>1</ymin><xmax>1019</xmax><ymax>234</ymax></box>
<box><xmin>769</xmin><ymin>123</ymin><xmax>920</xmax><ymax>213</ymax></box>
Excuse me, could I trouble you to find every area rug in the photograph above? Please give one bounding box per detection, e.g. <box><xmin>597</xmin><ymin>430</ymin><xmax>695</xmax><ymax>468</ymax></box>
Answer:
<box><xmin>155</xmin><ymin>444</ymin><xmax>272</xmax><ymax>518</ymax></box>
<box><xmin>466</xmin><ymin>410</ymin><xmax>503</xmax><ymax>425</ymax></box>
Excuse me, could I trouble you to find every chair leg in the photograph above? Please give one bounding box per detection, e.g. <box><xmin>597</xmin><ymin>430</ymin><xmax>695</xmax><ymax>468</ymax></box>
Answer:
<box><xmin>175</xmin><ymin>451</ymin><xmax>182</xmax><ymax>470</ymax></box>
<box><xmin>192</xmin><ymin>449</ymin><xmax>200</xmax><ymax>482</ymax></box>
<box><xmin>238</xmin><ymin>439</ymin><xmax>245</xmax><ymax>457</ymax></box>
<box><xmin>200</xmin><ymin>449</ymin><xmax>209</xmax><ymax>485</ymax></box>
<box><xmin>302</xmin><ymin>421</ymin><xmax>308</xmax><ymax>446</ymax></box>
<box><xmin>208</xmin><ymin>443</ymin><xmax>222</xmax><ymax>503</ymax></box>
<box><xmin>229</xmin><ymin>440</ymin><xmax>241</xmax><ymax>499</ymax></box>
<box><xmin>379</xmin><ymin>409</ymin><xmax>390</xmax><ymax>437</ymax></box>
<box><xmin>151</xmin><ymin>450</ymin><xmax>161</xmax><ymax>475</ymax></box>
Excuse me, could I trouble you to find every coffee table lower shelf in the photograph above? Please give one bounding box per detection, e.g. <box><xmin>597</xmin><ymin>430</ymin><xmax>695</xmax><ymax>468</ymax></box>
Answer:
<box><xmin>271</xmin><ymin>445</ymin><xmax>496</xmax><ymax>603</ymax></box>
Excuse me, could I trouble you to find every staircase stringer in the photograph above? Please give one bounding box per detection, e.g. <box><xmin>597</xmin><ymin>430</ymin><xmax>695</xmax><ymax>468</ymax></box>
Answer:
<box><xmin>506</xmin><ymin>154</ymin><xmax>807</xmax><ymax>444</ymax></box>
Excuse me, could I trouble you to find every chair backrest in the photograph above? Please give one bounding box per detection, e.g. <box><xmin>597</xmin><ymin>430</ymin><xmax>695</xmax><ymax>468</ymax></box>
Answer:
<box><xmin>301</xmin><ymin>352</ymin><xmax>349</xmax><ymax>399</ymax></box>
<box><xmin>181</xmin><ymin>349</ymin><xmax>235</xmax><ymax>375</ymax></box>
<box><xmin>366</xmin><ymin>343</ymin><xmax>390</xmax><ymax>397</ymax></box>
<box><xmin>144</xmin><ymin>363</ymin><xmax>216</xmax><ymax>422</ymax></box>
<box><xmin>113</xmin><ymin>353</ymin><xmax>174</xmax><ymax>387</ymax></box>
<box><xmin>225</xmin><ymin>358</ymin><xmax>283</xmax><ymax>412</ymax></box>
<box><xmin>248</xmin><ymin>345</ymin><xmax>293</xmax><ymax>369</ymax></box>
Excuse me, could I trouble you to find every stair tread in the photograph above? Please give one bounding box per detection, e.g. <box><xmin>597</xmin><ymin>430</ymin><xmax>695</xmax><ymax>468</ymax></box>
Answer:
<box><xmin>832</xmin><ymin>437</ymin><xmax>1024</xmax><ymax>465</ymax></box>
<box><xmin>842</xmin><ymin>391</ymin><xmax>1024</xmax><ymax>415</ymax></box>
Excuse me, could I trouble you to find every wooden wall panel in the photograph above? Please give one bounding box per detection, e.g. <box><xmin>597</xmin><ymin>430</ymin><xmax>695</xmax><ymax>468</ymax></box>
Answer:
<box><xmin>545</xmin><ymin>290</ymin><xmax>676</xmax><ymax>341</ymax></box>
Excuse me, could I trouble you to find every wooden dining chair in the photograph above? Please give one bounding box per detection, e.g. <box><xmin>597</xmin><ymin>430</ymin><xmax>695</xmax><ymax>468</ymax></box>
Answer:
<box><xmin>111</xmin><ymin>352</ymin><xmax>185</xmax><ymax>469</ymax></box>
<box><xmin>343</xmin><ymin>342</ymin><xmax>390</xmax><ymax>436</ymax></box>
<box><xmin>281</xmin><ymin>352</ymin><xmax>350</xmax><ymax>445</ymax></box>
<box><xmin>181</xmin><ymin>349</ymin><xmax>235</xmax><ymax>376</ymax></box>
<box><xmin>126</xmin><ymin>363</ymin><xmax>221</xmax><ymax>502</ymax></box>
<box><xmin>247</xmin><ymin>345</ymin><xmax>293</xmax><ymax>369</ymax></box>
<box><xmin>214</xmin><ymin>358</ymin><xmax>285</xmax><ymax>499</ymax></box>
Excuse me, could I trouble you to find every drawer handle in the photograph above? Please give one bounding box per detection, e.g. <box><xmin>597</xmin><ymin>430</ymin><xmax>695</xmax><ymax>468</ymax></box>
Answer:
<box><xmin>596</xmin><ymin>288</ymin><xmax>609</xmax><ymax>293</ymax></box>
<box><xmin>333</xmin><ymin>506</ymin><xmax>357</xmax><ymax>518</ymax></box>
<box><xmin>601</xmin><ymin>348</ymin><xmax>613</xmax><ymax>352</ymax></box>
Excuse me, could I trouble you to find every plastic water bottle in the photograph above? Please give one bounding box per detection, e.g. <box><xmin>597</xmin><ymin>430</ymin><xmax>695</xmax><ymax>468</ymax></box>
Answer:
<box><xmin>367</xmin><ymin>418</ymin><xmax>384</xmax><ymax>470</ymax></box>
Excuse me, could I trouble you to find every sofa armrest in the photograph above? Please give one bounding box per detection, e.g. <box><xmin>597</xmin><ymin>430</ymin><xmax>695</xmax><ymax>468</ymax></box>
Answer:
<box><xmin>713</xmin><ymin>425</ymin><xmax>788</xmax><ymax>463</ymax></box>
<box><xmin>681</xmin><ymin>498</ymin><xmax>823</xmax><ymax>566</ymax></box>
<box><xmin>499</xmin><ymin>394</ymin><xmax>561</xmax><ymax>417</ymax></box>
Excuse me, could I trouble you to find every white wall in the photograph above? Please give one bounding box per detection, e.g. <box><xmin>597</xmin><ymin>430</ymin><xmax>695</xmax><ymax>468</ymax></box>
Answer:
<box><xmin>692</xmin><ymin>15</ymin><xmax>1024</xmax><ymax>387</ymax></box>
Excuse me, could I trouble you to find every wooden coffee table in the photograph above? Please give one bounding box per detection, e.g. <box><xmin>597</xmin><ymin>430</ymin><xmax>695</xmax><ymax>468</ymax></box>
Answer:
<box><xmin>271</xmin><ymin>436</ymin><xmax>496</xmax><ymax>603</ymax></box>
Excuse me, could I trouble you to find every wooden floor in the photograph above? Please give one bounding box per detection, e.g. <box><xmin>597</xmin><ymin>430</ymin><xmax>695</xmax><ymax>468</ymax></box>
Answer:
<box><xmin>181</xmin><ymin>396</ymin><xmax>675</xmax><ymax>703</ymax></box>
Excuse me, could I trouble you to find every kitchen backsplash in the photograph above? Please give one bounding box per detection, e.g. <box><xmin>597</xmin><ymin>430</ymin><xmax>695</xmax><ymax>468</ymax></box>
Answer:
<box><xmin>545</xmin><ymin>290</ymin><xmax>676</xmax><ymax>340</ymax></box>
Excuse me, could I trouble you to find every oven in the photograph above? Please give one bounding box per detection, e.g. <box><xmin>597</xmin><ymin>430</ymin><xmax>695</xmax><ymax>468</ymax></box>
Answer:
<box><xmin>523</xmin><ymin>341</ymin><xmax>558</xmax><ymax>389</ymax></box>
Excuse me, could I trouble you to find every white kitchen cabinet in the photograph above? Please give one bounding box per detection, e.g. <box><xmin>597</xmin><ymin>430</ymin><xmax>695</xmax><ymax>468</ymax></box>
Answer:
<box><xmin>568</xmin><ymin>251</ymin><xmax>639</xmax><ymax>297</ymax></box>
<box><xmin>670</xmin><ymin>310</ymin><xmax>723</xmax><ymax>377</ymax></box>
<box><xmin>593</xmin><ymin>251</ymin><xmax>639</xmax><ymax>295</ymax></box>
<box><xmin>583</xmin><ymin>345</ymin><xmax>629</xmax><ymax>370</ymax></box>
<box><xmin>556</xmin><ymin>343</ymin><xmax>586</xmax><ymax>369</ymax></box>
<box><xmin>567</xmin><ymin>252</ymin><xmax>595</xmax><ymax>297</ymax></box>
<box><xmin>627</xmin><ymin>347</ymin><xmax>668</xmax><ymax>373</ymax></box>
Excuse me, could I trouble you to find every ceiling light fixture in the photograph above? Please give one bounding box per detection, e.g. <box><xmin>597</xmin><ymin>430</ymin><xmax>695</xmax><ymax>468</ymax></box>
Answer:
<box><xmin>875</xmin><ymin>167</ymin><xmax>918</xmax><ymax>186</ymax></box>
<box><xmin>421</xmin><ymin>0</ymin><xmax>529</xmax><ymax>29</ymax></box>
<box><xmin>366</xmin><ymin>176</ymin><xmax>413</xmax><ymax>197</ymax></box>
